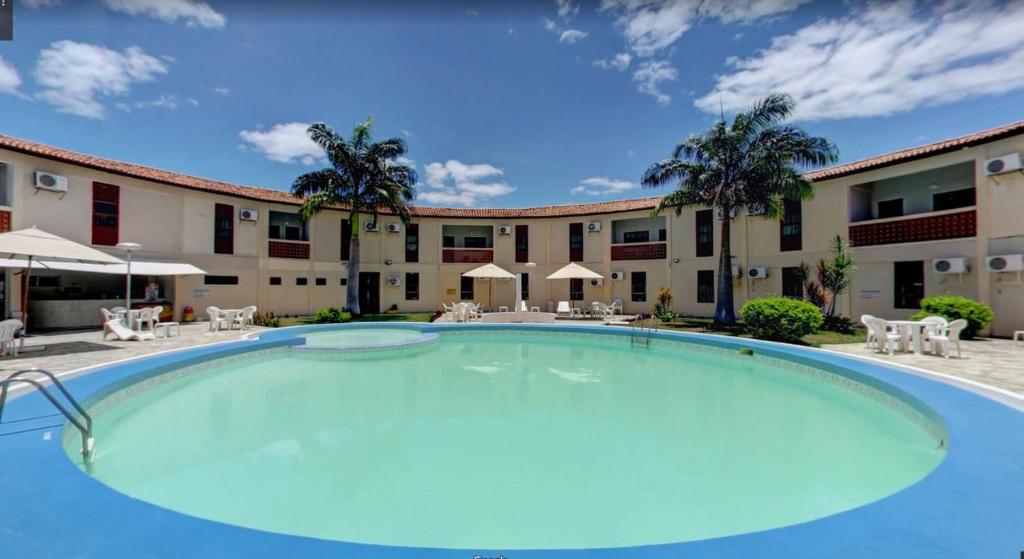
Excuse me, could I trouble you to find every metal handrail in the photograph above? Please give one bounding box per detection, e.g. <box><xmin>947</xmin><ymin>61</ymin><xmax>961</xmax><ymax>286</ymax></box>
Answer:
<box><xmin>631</xmin><ymin>315</ymin><xmax>656</xmax><ymax>347</ymax></box>
<box><xmin>0</xmin><ymin>369</ymin><xmax>94</xmax><ymax>460</ymax></box>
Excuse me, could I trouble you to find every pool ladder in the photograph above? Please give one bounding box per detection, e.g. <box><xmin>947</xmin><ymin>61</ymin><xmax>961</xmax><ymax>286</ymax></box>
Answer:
<box><xmin>0</xmin><ymin>369</ymin><xmax>94</xmax><ymax>462</ymax></box>
<box><xmin>630</xmin><ymin>316</ymin><xmax>656</xmax><ymax>348</ymax></box>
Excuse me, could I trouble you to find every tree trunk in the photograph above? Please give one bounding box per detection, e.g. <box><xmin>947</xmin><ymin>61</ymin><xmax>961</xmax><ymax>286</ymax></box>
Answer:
<box><xmin>714</xmin><ymin>214</ymin><xmax>736</xmax><ymax>326</ymax></box>
<box><xmin>346</xmin><ymin>213</ymin><xmax>361</xmax><ymax>316</ymax></box>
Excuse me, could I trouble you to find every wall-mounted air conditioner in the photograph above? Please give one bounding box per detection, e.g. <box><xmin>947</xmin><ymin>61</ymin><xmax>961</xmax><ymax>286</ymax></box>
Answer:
<box><xmin>984</xmin><ymin>153</ymin><xmax>1023</xmax><ymax>176</ymax></box>
<box><xmin>591</xmin><ymin>278</ymin><xmax>603</xmax><ymax>287</ymax></box>
<box><xmin>747</xmin><ymin>267</ymin><xmax>768</xmax><ymax>279</ymax></box>
<box><xmin>498</xmin><ymin>225</ymin><xmax>512</xmax><ymax>235</ymax></box>
<box><xmin>385</xmin><ymin>274</ymin><xmax>402</xmax><ymax>287</ymax></box>
<box><xmin>33</xmin><ymin>171</ymin><xmax>68</xmax><ymax>194</ymax></box>
<box><xmin>987</xmin><ymin>254</ymin><xmax>1023</xmax><ymax>272</ymax></box>
<box><xmin>239</xmin><ymin>209</ymin><xmax>259</xmax><ymax>221</ymax></box>
<box><xmin>386</xmin><ymin>223</ymin><xmax>401</xmax><ymax>233</ymax></box>
<box><xmin>364</xmin><ymin>221</ymin><xmax>379</xmax><ymax>232</ymax></box>
<box><xmin>587</xmin><ymin>221</ymin><xmax>601</xmax><ymax>232</ymax></box>
<box><xmin>933</xmin><ymin>257</ymin><xmax>967</xmax><ymax>274</ymax></box>
<box><xmin>610</xmin><ymin>271</ymin><xmax>625</xmax><ymax>281</ymax></box>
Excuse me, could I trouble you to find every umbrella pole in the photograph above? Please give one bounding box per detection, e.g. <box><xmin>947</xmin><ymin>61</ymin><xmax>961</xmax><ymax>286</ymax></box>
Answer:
<box><xmin>21</xmin><ymin>256</ymin><xmax>31</xmax><ymax>336</ymax></box>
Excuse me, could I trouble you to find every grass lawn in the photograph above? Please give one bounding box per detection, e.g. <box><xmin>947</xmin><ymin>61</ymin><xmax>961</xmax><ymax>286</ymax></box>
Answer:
<box><xmin>656</xmin><ymin>316</ymin><xmax>864</xmax><ymax>348</ymax></box>
<box><xmin>276</xmin><ymin>312</ymin><xmax>434</xmax><ymax>327</ymax></box>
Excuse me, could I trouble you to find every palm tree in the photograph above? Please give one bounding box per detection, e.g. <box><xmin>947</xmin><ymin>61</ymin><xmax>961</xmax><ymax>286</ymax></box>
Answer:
<box><xmin>291</xmin><ymin>118</ymin><xmax>416</xmax><ymax>315</ymax></box>
<box><xmin>642</xmin><ymin>93</ymin><xmax>838</xmax><ymax>326</ymax></box>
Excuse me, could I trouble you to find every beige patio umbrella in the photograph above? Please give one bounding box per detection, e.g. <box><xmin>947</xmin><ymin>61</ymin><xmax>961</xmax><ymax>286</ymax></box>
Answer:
<box><xmin>0</xmin><ymin>227</ymin><xmax>124</xmax><ymax>334</ymax></box>
<box><xmin>546</xmin><ymin>262</ymin><xmax>603</xmax><ymax>280</ymax></box>
<box><xmin>462</xmin><ymin>263</ymin><xmax>515</xmax><ymax>310</ymax></box>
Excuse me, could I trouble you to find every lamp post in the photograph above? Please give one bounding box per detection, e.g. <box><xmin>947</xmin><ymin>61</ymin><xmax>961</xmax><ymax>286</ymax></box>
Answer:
<box><xmin>116</xmin><ymin>242</ymin><xmax>142</xmax><ymax>325</ymax></box>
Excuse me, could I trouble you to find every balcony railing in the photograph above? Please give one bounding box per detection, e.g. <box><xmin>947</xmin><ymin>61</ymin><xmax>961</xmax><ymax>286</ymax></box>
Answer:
<box><xmin>611</xmin><ymin>242</ymin><xmax>667</xmax><ymax>261</ymax></box>
<box><xmin>442</xmin><ymin>248</ymin><xmax>493</xmax><ymax>263</ymax></box>
<box><xmin>0</xmin><ymin>210</ymin><xmax>10</xmax><ymax>233</ymax></box>
<box><xmin>849</xmin><ymin>208</ymin><xmax>976</xmax><ymax>247</ymax></box>
<box><xmin>268</xmin><ymin>240</ymin><xmax>310</xmax><ymax>259</ymax></box>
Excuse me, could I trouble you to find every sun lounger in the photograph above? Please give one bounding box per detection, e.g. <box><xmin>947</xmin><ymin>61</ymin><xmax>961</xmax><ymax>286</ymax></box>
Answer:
<box><xmin>103</xmin><ymin>319</ymin><xmax>155</xmax><ymax>341</ymax></box>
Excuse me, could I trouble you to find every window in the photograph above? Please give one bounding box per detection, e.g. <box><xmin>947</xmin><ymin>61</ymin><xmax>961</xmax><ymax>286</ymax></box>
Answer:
<box><xmin>695</xmin><ymin>210</ymin><xmax>713</xmax><ymax>257</ymax></box>
<box><xmin>214</xmin><ymin>203</ymin><xmax>234</xmax><ymax>255</ymax></box>
<box><xmin>204</xmin><ymin>275</ymin><xmax>239</xmax><ymax>285</ymax></box>
<box><xmin>780</xmin><ymin>199</ymin><xmax>802</xmax><ymax>252</ymax></box>
<box><xmin>570</xmin><ymin>278</ymin><xmax>584</xmax><ymax>301</ymax></box>
<box><xmin>877</xmin><ymin>199</ymin><xmax>904</xmax><ymax>219</ymax></box>
<box><xmin>569</xmin><ymin>223</ymin><xmax>584</xmax><ymax>261</ymax></box>
<box><xmin>296</xmin><ymin>277</ymin><xmax>308</xmax><ymax>286</ymax></box>
<box><xmin>92</xmin><ymin>182</ymin><xmax>119</xmax><ymax>246</ymax></box>
<box><xmin>631</xmin><ymin>272</ymin><xmax>647</xmax><ymax>302</ymax></box>
<box><xmin>623</xmin><ymin>230</ymin><xmax>650</xmax><ymax>244</ymax></box>
<box><xmin>315</xmin><ymin>277</ymin><xmax>327</xmax><ymax>286</ymax></box>
<box><xmin>405</xmin><ymin>223</ymin><xmax>419</xmax><ymax>263</ymax></box>
<box><xmin>405</xmin><ymin>273</ymin><xmax>419</xmax><ymax>300</ymax></box>
<box><xmin>658</xmin><ymin>228</ymin><xmax>667</xmax><ymax>242</ymax></box>
<box><xmin>520</xmin><ymin>272</ymin><xmax>529</xmax><ymax>301</ymax></box>
<box><xmin>340</xmin><ymin>219</ymin><xmax>351</xmax><ymax>261</ymax></box>
<box><xmin>269</xmin><ymin>211</ymin><xmax>307</xmax><ymax>241</ymax></box>
<box><xmin>460</xmin><ymin>276</ymin><xmax>474</xmax><ymax>300</ymax></box>
<box><xmin>442</xmin><ymin>235</ymin><xmax>456</xmax><ymax>248</ymax></box>
<box><xmin>340</xmin><ymin>277</ymin><xmax>348</xmax><ymax>286</ymax></box>
<box><xmin>782</xmin><ymin>267</ymin><xmax>804</xmax><ymax>299</ymax></box>
<box><xmin>894</xmin><ymin>261</ymin><xmax>924</xmax><ymax>309</ymax></box>
<box><xmin>464</xmin><ymin>236</ymin><xmax>487</xmax><ymax>248</ymax></box>
<box><xmin>933</xmin><ymin>188</ymin><xmax>976</xmax><ymax>212</ymax></box>
<box><xmin>515</xmin><ymin>225</ymin><xmax>529</xmax><ymax>263</ymax></box>
<box><xmin>269</xmin><ymin>276</ymin><xmax>282</xmax><ymax>286</ymax></box>
<box><xmin>697</xmin><ymin>270</ymin><xmax>714</xmax><ymax>303</ymax></box>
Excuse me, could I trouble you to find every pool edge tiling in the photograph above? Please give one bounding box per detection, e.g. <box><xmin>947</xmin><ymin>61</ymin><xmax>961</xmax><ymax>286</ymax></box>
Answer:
<box><xmin>2</xmin><ymin>323</ymin><xmax>1023</xmax><ymax>558</ymax></box>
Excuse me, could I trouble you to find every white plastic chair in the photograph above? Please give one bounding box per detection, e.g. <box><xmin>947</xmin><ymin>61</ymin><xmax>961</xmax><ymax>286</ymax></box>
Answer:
<box><xmin>1015</xmin><ymin>330</ymin><xmax>1024</xmax><ymax>346</ymax></box>
<box><xmin>919</xmin><ymin>315</ymin><xmax>948</xmax><ymax>344</ymax></box>
<box><xmin>207</xmin><ymin>306</ymin><xmax>229</xmax><ymax>332</ymax></box>
<box><xmin>134</xmin><ymin>307</ymin><xmax>156</xmax><ymax>333</ymax></box>
<box><xmin>860</xmin><ymin>314</ymin><xmax>876</xmax><ymax>347</ymax></box>
<box><xmin>556</xmin><ymin>301</ymin><xmax>572</xmax><ymax>317</ymax></box>
<box><xmin>233</xmin><ymin>306</ymin><xmax>257</xmax><ymax>330</ymax></box>
<box><xmin>518</xmin><ymin>301</ymin><xmax>528</xmax><ymax>312</ymax></box>
<box><xmin>930</xmin><ymin>319</ymin><xmax>967</xmax><ymax>358</ymax></box>
<box><xmin>867</xmin><ymin>317</ymin><xmax>901</xmax><ymax>355</ymax></box>
<box><xmin>0</xmin><ymin>319</ymin><xmax>22</xmax><ymax>357</ymax></box>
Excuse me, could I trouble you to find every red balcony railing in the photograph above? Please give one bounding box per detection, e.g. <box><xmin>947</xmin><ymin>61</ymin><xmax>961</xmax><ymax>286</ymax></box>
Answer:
<box><xmin>611</xmin><ymin>242</ymin><xmax>667</xmax><ymax>261</ymax></box>
<box><xmin>268</xmin><ymin>240</ymin><xmax>310</xmax><ymax>259</ymax></box>
<box><xmin>849</xmin><ymin>208</ymin><xmax>976</xmax><ymax>247</ymax></box>
<box><xmin>443</xmin><ymin>248</ymin><xmax>493</xmax><ymax>263</ymax></box>
<box><xmin>0</xmin><ymin>210</ymin><xmax>10</xmax><ymax>233</ymax></box>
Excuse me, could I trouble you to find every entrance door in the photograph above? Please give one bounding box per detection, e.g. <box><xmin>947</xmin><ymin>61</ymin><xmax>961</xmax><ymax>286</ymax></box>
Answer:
<box><xmin>358</xmin><ymin>272</ymin><xmax>380</xmax><ymax>314</ymax></box>
<box><xmin>894</xmin><ymin>261</ymin><xmax>924</xmax><ymax>309</ymax></box>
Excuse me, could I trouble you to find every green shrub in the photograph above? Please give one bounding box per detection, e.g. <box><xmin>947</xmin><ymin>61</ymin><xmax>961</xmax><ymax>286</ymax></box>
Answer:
<box><xmin>911</xmin><ymin>295</ymin><xmax>993</xmax><ymax>339</ymax></box>
<box><xmin>314</xmin><ymin>307</ymin><xmax>352</xmax><ymax>324</ymax></box>
<box><xmin>252</xmin><ymin>312</ymin><xmax>280</xmax><ymax>328</ymax></box>
<box><xmin>741</xmin><ymin>297</ymin><xmax>823</xmax><ymax>343</ymax></box>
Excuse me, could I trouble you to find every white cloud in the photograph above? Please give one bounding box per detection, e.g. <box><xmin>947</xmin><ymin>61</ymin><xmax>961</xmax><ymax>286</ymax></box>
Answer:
<box><xmin>401</xmin><ymin>128</ymin><xmax>413</xmax><ymax>138</ymax></box>
<box><xmin>593</xmin><ymin>51</ymin><xmax>632</xmax><ymax>71</ymax></box>
<box><xmin>559</xmin><ymin>29</ymin><xmax>589</xmax><ymax>44</ymax></box>
<box><xmin>557</xmin><ymin>0</ymin><xmax>580</xmax><ymax>19</ymax></box>
<box><xmin>395</xmin><ymin>155</ymin><xmax>415</xmax><ymax>168</ymax></box>
<box><xmin>212</xmin><ymin>86</ymin><xmax>230</xmax><ymax>95</ymax></box>
<box><xmin>633</xmin><ymin>59</ymin><xmax>678</xmax><ymax>105</ymax></box>
<box><xmin>22</xmin><ymin>0</ymin><xmax>62</xmax><ymax>8</ymax></box>
<box><xmin>34</xmin><ymin>41</ymin><xmax>169</xmax><ymax>119</ymax></box>
<box><xmin>103</xmin><ymin>0</ymin><xmax>226</xmax><ymax>29</ymax></box>
<box><xmin>418</xmin><ymin>160</ymin><xmax>516</xmax><ymax>207</ymax></box>
<box><xmin>571</xmin><ymin>176</ymin><xmax>638</xmax><ymax>196</ymax></box>
<box><xmin>696</xmin><ymin>0</ymin><xmax>1024</xmax><ymax>121</ymax></box>
<box><xmin>115</xmin><ymin>94</ymin><xmax>182</xmax><ymax>112</ymax></box>
<box><xmin>0</xmin><ymin>56</ymin><xmax>22</xmax><ymax>96</ymax></box>
<box><xmin>543</xmin><ymin>17</ymin><xmax>559</xmax><ymax>31</ymax></box>
<box><xmin>600</xmin><ymin>0</ymin><xmax>809</xmax><ymax>56</ymax></box>
<box><xmin>238</xmin><ymin>122</ymin><xmax>324</xmax><ymax>165</ymax></box>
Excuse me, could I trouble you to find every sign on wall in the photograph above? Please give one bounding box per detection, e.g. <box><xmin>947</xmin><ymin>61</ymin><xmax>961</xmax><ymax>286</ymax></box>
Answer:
<box><xmin>859</xmin><ymin>290</ymin><xmax>882</xmax><ymax>300</ymax></box>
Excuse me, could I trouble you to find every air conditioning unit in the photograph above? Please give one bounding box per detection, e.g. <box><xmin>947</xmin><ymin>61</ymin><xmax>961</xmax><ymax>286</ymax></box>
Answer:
<box><xmin>987</xmin><ymin>254</ymin><xmax>1023</xmax><ymax>272</ymax></box>
<box><xmin>239</xmin><ymin>209</ymin><xmax>259</xmax><ymax>221</ymax></box>
<box><xmin>985</xmin><ymin>153</ymin><xmax>1023</xmax><ymax>176</ymax></box>
<box><xmin>364</xmin><ymin>221</ymin><xmax>379</xmax><ymax>232</ymax></box>
<box><xmin>747</xmin><ymin>267</ymin><xmax>768</xmax><ymax>279</ymax></box>
<box><xmin>933</xmin><ymin>257</ymin><xmax>967</xmax><ymax>274</ymax></box>
<box><xmin>498</xmin><ymin>225</ymin><xmax>512</xmax><ymax>235</ymax></box>
<box><xmin>610</xmin><ymin>271</ymin><xmax>625</xmax><ymax>281</ymax></box>
<box><xmin>386</xmin><ymin>223</ymin><xmax>401</xmax><ymax>233</ymax></box>
<box><xmin>33</xmin><ymin>171</ymin><xmax>68</xmax><ymax>194</ymax></box>
<box><xmin>591</xmin><ymin>278</ymin><xmax>603</xmax><ymax>287</ymax></box>
<box><xmin>385</xmin><ymin>274</ymin><xmax>402</xmax><ymax>287</ymax></box>
<box><xmin>587</xmin><ymin>221</ymin><xmax>601</xmax><ymax>232</ymax></box>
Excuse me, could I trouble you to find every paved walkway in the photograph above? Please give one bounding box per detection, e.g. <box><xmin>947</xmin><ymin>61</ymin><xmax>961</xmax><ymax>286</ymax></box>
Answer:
<box><xmin>823</xmin><ymin>337</ymin><xmax>1024</xmax><ymax>397</ymax></box>
<box><xmin>1</xmin><ymin>322</ymin><xmax>264</xmax><ymax>376</ymax></box>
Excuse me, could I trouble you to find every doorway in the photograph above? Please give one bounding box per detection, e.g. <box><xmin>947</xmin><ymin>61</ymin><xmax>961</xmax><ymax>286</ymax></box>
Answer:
<box><xmin>358</xmin><ymin>272</ymin><xmax>380</xmax><ymax>314</ymax></box>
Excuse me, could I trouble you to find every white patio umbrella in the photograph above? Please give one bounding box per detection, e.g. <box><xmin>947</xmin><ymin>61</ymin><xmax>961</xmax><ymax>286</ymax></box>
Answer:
<box><xmin>546</xmin><ymin>262</ymin><xmax>603</xmax><ymax>280</ymax></box>
<box><xmin>0</xmin><ymin>227</ymin><xmax>124</xmax><ymax>334</ymax></box>
<box><xmin>462</xmin><ymin>263</ymin><xmax>515</xmax><ymax>310</ymax></box>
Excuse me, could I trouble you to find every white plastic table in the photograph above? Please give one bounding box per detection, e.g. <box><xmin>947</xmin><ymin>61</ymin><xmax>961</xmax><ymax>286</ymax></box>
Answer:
<box><xmin>888</xmin><ymin>320</ymin><xmax>931</xmax><ymax>355</ymax></box>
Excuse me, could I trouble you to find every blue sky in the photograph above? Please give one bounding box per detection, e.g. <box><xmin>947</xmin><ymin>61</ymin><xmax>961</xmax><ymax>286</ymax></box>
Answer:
<box><xmin>0</xmin><ymin>0</ymin><xmax>1022</xmax><ymax>207</ymax></box>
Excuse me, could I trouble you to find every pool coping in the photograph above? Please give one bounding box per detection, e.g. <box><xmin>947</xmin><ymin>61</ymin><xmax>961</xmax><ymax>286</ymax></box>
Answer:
<box><xmin>1</xmin><ymin>322</ymin><xmax>1022</xmax><ymax>558</ymax></box>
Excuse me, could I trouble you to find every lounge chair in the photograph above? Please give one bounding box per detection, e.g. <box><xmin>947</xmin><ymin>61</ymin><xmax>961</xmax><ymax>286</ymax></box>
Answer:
<box><xmin>0</xmin><ymin>319</ymin><xmax>21</xmax><ymax>357</ymax></box>
<box><xmin>556</xmin><ymin>301</ymin><xmax>572</xmax><ymax>317</ymax></box>
<box><xmin>103</xmin><ymin>319</ymin><xmax>155</xmax><ymax>341</ymax></box>
<box><xmin>930</xmin><ymin>319</ymin><xmax>967</xmax><ymax>358</ymax></box>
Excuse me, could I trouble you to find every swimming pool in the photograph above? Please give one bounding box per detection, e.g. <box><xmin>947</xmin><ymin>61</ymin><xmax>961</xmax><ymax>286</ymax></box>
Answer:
<box><xmin>66</xmin><ymin>327</ymin><xmax>943</xmax><ymax>549</ymax></box>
